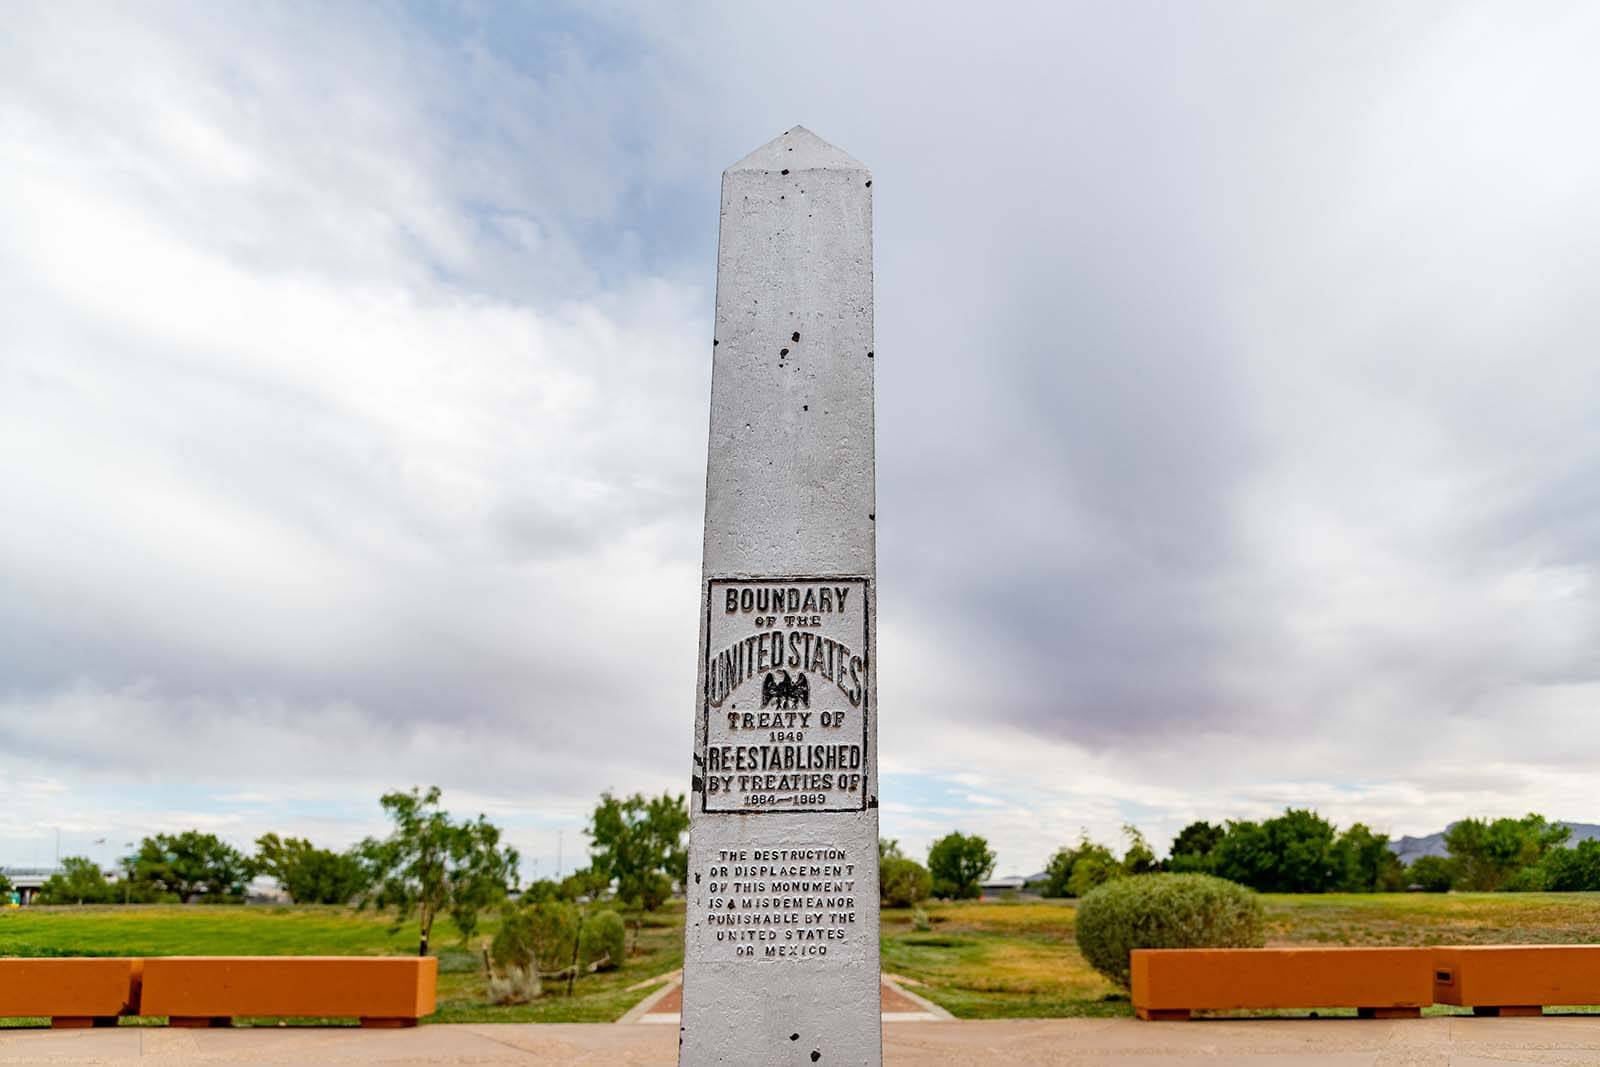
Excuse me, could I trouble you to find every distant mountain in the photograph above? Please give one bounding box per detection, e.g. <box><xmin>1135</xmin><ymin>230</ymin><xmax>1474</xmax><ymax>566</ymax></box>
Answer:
<box><xmin>1388</xmin><ymin>822</ymin><xmax>1600</xmax><ymax>864</ymax></box>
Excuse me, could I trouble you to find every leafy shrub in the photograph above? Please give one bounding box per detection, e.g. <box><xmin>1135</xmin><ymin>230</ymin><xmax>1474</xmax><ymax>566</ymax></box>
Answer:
<box><xmin>521</xmin><ymin>902</ymin><xmax>579</xmax><ymax>966</ymax></box>
<box><xmin>911</xmin><ymin>906</ymin><xmax>931</xmax><ymax>932</ymax></box>
<box><xmin>491</xmin><ymin>909</ymin><xmax>537</xmax><ymax>972</ymax></box>
<box><xmin>580</xmin><ymin>909</ymin><xmax>626</xmax><ymax>971</ymax></box>
<box><xmin>1074</xmin><ymin>873</ymin><xmax>1264</xmax><ymax>989</ymax></box>
<box><xmin>881</xmin><ymin>857</ymin><xmax>932</xmax><ymax>907</ymax></box>
<box><xmin>488</xmin><ymin>907</ymin><xmax>543</xmax><ymax>1004</ymax></box>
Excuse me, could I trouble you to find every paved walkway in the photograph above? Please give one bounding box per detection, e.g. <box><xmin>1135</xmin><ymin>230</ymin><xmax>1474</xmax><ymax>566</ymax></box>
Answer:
<box><xmin>3</xmin><ymin>1017</ymin><xmax>1600</xmax><ymax>1065</ymax></box>
<box><xmin>623</xmin><ymin>973</ymin><xmax>952</xmax><ymax>1024</ymax></box>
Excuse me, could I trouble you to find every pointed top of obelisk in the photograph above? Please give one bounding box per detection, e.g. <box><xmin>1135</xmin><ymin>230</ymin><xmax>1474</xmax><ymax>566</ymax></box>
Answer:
<box><xmin>725</xmin><ymin>125</ymin><xmax>869</xmax><ymax>175</ymax></box>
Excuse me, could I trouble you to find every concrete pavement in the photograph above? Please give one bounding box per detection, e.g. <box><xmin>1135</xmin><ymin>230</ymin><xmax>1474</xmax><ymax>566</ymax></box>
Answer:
<box><xmin>3</xmin><ymin>1017</ymin><xmax>1600</xmax><ymax>1065</ymax></box>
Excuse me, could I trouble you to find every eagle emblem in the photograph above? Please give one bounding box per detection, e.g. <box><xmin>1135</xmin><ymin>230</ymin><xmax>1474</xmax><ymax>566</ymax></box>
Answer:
<box><xmin>761</xmin><ymin>670</ymin><xmax>810</xmax><ymax>710</ymax></box>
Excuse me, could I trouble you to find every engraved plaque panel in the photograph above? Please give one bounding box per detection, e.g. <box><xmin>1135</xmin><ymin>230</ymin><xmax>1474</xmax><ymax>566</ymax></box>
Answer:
<box><xmin>701</xmin><ymin>576</ymin><xmax>870</xmax><ymax>814</ymax></box>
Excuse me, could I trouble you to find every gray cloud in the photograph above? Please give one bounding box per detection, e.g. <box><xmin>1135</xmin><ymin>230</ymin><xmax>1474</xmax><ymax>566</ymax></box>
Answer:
<box><xmin>4</xmin><ymin>1</ymin><xmax>1600</xmax><ymax>871</ymax></box>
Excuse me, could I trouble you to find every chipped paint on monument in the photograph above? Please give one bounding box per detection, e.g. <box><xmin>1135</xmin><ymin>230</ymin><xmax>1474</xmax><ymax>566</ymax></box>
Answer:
<box><xmin>680</xmin><ymin>126</ymin><xmax>880</xmax><ymax>1066</ymax></box>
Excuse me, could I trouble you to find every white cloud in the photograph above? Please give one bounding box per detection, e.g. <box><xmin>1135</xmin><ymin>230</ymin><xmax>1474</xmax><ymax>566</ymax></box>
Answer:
<box><xmin>5</xmin><ymin>2</ymin><xmax>1600</xmax><ymax>878</ymax></box>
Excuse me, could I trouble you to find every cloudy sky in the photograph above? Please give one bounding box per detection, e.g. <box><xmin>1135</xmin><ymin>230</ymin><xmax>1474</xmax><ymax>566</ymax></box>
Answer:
<box><xmin>4</xmin><ymin>1</ymin><xmax>1599</xmax><ymax>879</ymax></box>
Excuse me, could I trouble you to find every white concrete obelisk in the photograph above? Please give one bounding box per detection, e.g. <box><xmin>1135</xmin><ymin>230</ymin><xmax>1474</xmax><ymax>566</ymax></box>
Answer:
<box><xmin>680</xmin><ymin>127</ymin><xmax>879</xmax><ymax>1066</ymax></box>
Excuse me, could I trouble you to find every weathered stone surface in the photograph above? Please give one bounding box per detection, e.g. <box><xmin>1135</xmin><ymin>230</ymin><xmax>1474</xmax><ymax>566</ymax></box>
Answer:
<box><xmin>680</xmin><ymin>126</ymin><xmax>880</xmax><ymax>1066</ymax></box>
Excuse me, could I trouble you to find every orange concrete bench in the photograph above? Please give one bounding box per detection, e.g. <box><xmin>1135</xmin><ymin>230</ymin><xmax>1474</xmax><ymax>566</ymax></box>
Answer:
<box><xmin>0</xmin><ymin>958</ymin><xmax>142</xmax><ymax>1028</ymax></box>
<box><xmin>1132</xmin><ymin>947</ymin><xmax>1433</xmax><ymax>1020</ymax></box>
<box><xmin>1434</xmin><ymin>946</ymin><xmax>1600</xmax><ymax>1016</ymax></box>
<box><xmin>138</xmin><ymin>957</ymin><xmax>436</xmax><ymax>1027</ymax></box>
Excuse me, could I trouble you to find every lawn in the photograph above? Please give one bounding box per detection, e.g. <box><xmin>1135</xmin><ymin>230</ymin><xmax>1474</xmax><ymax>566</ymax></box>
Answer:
<box><xmin>3</xmin><ymin>892</ymin><xmax>1596</xmax><ymax>1023</ymax></box>
<box><xmin>0</xmin><ymin>903</ymin><xmax>683</xmax><ymax>1026</ymax></box>
<box><xmin>880</xmin><ymin>892</ymin><xmax>1600</xmax><ymax>1019</ymax></box>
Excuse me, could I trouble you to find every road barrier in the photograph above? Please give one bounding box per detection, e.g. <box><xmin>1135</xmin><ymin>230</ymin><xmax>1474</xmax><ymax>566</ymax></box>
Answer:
<box><xmin>0</xmin><ymin>958</ymin><xmax>143</xmax><ymax>1028</ymax></box>
<box><xmin>1433</xmin><ymin>945</ymin><xmax>1600</xmax><ymax>1017</ymax></box>
<box><xmin>1131</xmin><ymin>947</ymin><xmax>1433</xmax><ymax>1020</ymax></box>
<box><xmin>0</xmin><ymin>957</ymin><xmax>435</xmax><ymax>1028</ymax></box>
<box><xmin>139</xmin><ymin>956</ymin><xmax>437</xmax><ymax>1027</ymax></box>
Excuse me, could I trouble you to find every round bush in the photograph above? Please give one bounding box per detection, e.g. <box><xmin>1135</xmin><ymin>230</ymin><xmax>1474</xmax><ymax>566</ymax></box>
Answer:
<box><xmin>579</xmin><ymin>908</ymin><xmax>627</xmax><ymax>971</ymax></box>
<box><xmin>880</xmin><ymin>857</ymin><xmax>933</xmax><ymax>908</ymax></box>
<box><xmin>494</xmin><ymin>900</ymin><xmax>579</xmax><ymax>973</ymax></box>
<box><xmin>1074</xmin><ymin>873</ymin><xmax>1264</xmax><ymax>989</ymax></box>
<box><xmin>490</xmin><ymin>909</ymin><xmax>538</xmax><ymax>972</ymax></box>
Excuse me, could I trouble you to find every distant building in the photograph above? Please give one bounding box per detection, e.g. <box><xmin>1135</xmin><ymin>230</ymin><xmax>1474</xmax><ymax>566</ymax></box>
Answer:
<box><xmin>978</xmin><ymin>875</ymin><xmax>1028</xmax><ymax>898</ymax></box>
<box><xmin>0</xmin><ymin>866</ymin><xmax>65</xmax><ymax>905</ymax></box>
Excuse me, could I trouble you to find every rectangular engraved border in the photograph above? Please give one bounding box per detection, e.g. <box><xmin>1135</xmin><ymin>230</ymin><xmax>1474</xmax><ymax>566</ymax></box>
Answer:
<box><xmin>701</xmin><ymin>575</ymin><xmax>871</xmax><ymax>815</ymax></box>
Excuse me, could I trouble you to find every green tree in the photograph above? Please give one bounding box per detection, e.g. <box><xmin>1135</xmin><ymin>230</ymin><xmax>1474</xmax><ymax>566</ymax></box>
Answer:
<box><xmin>558</xmin><ymin>865</ymin><xmax>611</xmax><ymax>902</ymax></box>
<box><xmin>879</xmin><ymin>838</ymin><xmax>904</xmax><ymax>862</ymax></box>
<box><xmin>1213</xmin><ymin>810</ymin><xmax>1341</xmax><ymax>893</ymax></box>
<box><xmin>926</xmin><ymin>832</ymin><xmax>994</xmax><ymax>900</ymax></box>
<box><xmin>520</xmin><ymin>878</ymin><xmax>562</xmax><ymax>904</ymax></box>
<box><xmin>255</xmin><ymin>834</ymin><xmax>368</xmax><ymax>904</ymax></box>
<box><xmin>0</xmin><ymin>872</ymin><xmax>12</xmax><ymax>898</ymax></box>
<box><xmin>1445</xmin><ymin>815</ymin><xmax>1570</xmax><ymax>891</ymax></box>
<box><xmin>1167</xmin><ymin>821</ymin><xmax>1224</xmax><ymax>873</ymax></box>
<box><xmin>36</xmin><ymin>857</ymin><xmax>113</xmax><ymax>905</ymax></box>
<box><xmin>1538</xmin><ymin>839</ymin><xmax>1600</xmax><ymax>891</ymax></box>
<box><xmin>360</xmin><ymin>786</ymin><xmax>520</xmax><ymax>956</ymax></box>
<box><xmin>1334</xmin><ymin>823</ymin><xmax>1405</xmax><ymax>892</ymax></box>
<box><xmin>880</xmin><ymin>857</ymin><xmax>933</xmax><ymax>907</ymax></box>
<box><xmin>585</xmin><ymin>791</ymin><xmax>688</xmax><ymax>911</ymax></box>
<box><xmin>1121</xmin><ymin>825</ymin><xmax>1160</xmax><ymax>875</ymax></box>
<box><xmin>124</xmin><ymin>831</ymin><xmax>254</xmax><ymax>902</ymax></box>
<box><xmin>1211</xmin><ymin>820</ymin><xmax>1271</xmax><ymax>889</ymax></box>
<box><xmin>1042</xmin><ymin>835</ymin><xmax>1119</xmax><ymax>898</ymax></box>
<box><xmin>1404</xmin><ymin>855</ymin><xmax>1457</xmax><ymax>892</ymax></box>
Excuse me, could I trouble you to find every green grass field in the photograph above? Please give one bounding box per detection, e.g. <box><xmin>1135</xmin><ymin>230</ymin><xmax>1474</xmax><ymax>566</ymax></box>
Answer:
<box><xmin>883</xmin><ymin>892</ymin><xmax>1600</xmax><ymax>1019</ymax></box>
<box><xmin>3</xmin><ymin>892</ymin><xmax>1597</xmax><ymax>1023</ymax></box>
<box><xmin>0</xmin><ymin>903</ymin><xmax>682</xmax><ymax>1026</ymax></box>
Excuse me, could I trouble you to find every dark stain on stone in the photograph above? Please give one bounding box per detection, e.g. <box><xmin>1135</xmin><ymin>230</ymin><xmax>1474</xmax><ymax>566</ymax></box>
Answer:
<box><xmin>780</xmin><ymin>348</ymin><xmax>789</xmax><ymax>356</ymax></box>
<box><xmin>713</xmin><ymin>339</ymin><xmax>718</xmax><ymax>346</ymax></box>
<box><xmin>802</xmin><ymin>405</ymin><xmax>808</xmax><ymax>411</ymax></box>
<box><xmin>781</xmin><ymin>168</ymin><xmax>790</xmax><ymax>175</ymax></box>
<box><xmin>691</xmin><ymin>775</ymin><xmax>704</xmax><ymax>793</ymax></box>
<box><xmin>790</xmin><ymin>1033</ymin><xmax>799</xmax><ymax>1041</ymax></box>
<box><xmin>865</xmin><ymin>180</ymin><xmax>872</xmax><ymax>187</ymax></box>
<box><xmin>867</xmin><ymin>351</ymin><xmax>874</xmax><ymax>359</ymax></box>
<box><xmin>868</xmin><ymin>513</ymin><xmax>875</xmax><ymax>521</ymax></box>
<box><xmin>792</xmin><ymin>331</ymin><xmax>800</xmax><ymax>342</ymax></box>
<box><xmin>868</xmin><ymin>794</ymin><xmax>878</xmax><ymax>809</ymax></box>
<box><xmin>811</xmin><ymin>1052</ymin><xmax>821</xmax><ymax>1062</ymax></box>
<box><xmin>694</xmin><ymin>872</ymin><xmax>701</xmax><ymax>884</ymax></box>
